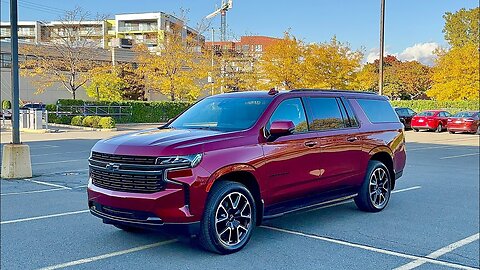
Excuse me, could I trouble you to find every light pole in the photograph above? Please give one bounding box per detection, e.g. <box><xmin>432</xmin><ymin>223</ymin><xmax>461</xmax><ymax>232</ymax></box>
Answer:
<box><xmin>378</xmin><ymin>0</ymin><xmax>385</xmax><ymax>96</ymax></box>
<box><xmin>1</xmin><ymin>0</ymin><xmax>32</xmax><ymax>179</ymax></box>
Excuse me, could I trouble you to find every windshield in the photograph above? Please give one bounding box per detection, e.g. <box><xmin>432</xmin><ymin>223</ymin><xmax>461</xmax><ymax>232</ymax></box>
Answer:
<box><xmin>453</xmin><ymin>112</ymin><xmax>476</xmax><ymax>118</ymax></box>
<box><xmin>168</xmin><ymin>97</ymin><xmax>272</xmax><ymax>132</ymax></box>
<box><xmin>418</xmin><ymin>111</ymin><xmax>435</xmax><ymax>117</ymax></box>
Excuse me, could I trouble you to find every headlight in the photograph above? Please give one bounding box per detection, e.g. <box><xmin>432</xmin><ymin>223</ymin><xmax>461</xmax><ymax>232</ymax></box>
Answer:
<box><xmin>156</xmin><ymin>153</ymin><xmax>203</xmax><ymax>168</ymax></box>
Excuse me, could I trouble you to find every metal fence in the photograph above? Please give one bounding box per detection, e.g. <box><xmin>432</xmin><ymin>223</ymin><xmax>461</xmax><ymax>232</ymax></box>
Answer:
<box><xmin>54</xmin><ymin>104</ymin><xmax>132</xmax><ymax>120</ymax></box>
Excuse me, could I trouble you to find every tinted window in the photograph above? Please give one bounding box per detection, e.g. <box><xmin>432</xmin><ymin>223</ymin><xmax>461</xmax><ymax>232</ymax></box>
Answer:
<box><xmin>357</xmin><ymin>99</ymin><xmax>399</xmax><ymax>123</ymax></box>
<box><xmin>307</xmin><ymin>97</ymin><xmax>345</xmax><ymax>131</ymax></box>
<box><xmin>406</xmin><ymin>108</ymin><xmax>416</xmax><ymax>116</ymax></box>
<box><xmin>444</xmin><ymin>111</ymin><xmax>451</xmax><ymax>117</ymax></box>
<box><xmin>453</xmin><ymin>111</ymin><xmax>477</xmax><ymax>118</ymax></box>
<box><xmin>418</xmin><ymin>111</ymin><xmax>435</xmax><ymax>117</ymax></box>
<box><xmin>268</xmin><ymin>98</ymin><xmax>308</xmax><ymax>133</ymax></box>
<box><xmin>169</xmin><ymin>97</ymin><xmax>271</xmax><ymax>132</ymax></box>
<box><xmin>395</xmin><ymin>108</ymin><xmax>408</xmax><ymax>117</ymax></box>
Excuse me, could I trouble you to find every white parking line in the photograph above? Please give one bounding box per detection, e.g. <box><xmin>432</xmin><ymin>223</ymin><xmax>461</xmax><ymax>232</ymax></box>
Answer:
<box><xmin>38</xmin><ymin>239</ymin><xmax>178</xmax><ymax>270</ymax></box>
<box><xmin>32</xmin><ymin>159</ymin><xmax>86</xmax><ymax>165</ymax></box>
<box><xmin>392</xmin><ymin>186</ymin><xmax>422</xmax><ymax>193</ymax></box>
<box><xmin>440</xmin><ymin>153</ymin><xmax>479</xmax><ymax>160</ymax></box>
<box><xmin>0</xmin><ymin>210</ymin><xmax>90</xmax><ymax>225</ymax></box>
<box><xmin>28</xmin><ymin>145</ymin><xmax>60</xmax><ymax>149</ymax></box>
<box><xmin>1</xmin><ymin>188</ymin><xmax>67</xmax><ymax>196</ymax></box>
<box><xmin>262</xmin><ymin>226</ymin><xmax>477</xmax><ymax>270</ymax></box>
<box><xmin>408</xmin><ymin>145</ymin><xmax>455</xmax><ymax>151</ymax></box>
<box><xmin>26</xmin><ymin>179</ymin><xmax>72</xmax><ymax>190</ymax></box>
<box><xmin>394</xmin><ymin>233</ymin><xmax>480</xmax><ymax>270</ymax></box>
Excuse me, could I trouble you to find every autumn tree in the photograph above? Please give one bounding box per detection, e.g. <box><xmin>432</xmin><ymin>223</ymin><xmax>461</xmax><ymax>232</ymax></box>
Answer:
<box><xmin>20</xmin><ymin>7</ymin><xmax>105</xmax><ymax>99</ymax></box>
<box><xmin>442</xmin><ymin>7</ymin><xmax>479</xmax><ymax>48</ymax></box>
<box><xmin>427</xmin><ymin>44</ymin><xmax>479</xmax><ymax>100</ymax></box>
<box><xmin>136</xmin><ymin>28</ymin><xmax>208</xmax><ymax>101</ymax></box>
<box><xmin>258</xmin><ymin>32</ymin><xmax>306</xmax><ymax>89</ymax></box>
<box><xmin>428</xmin><ymin>7</ymin><xmax>480</xmax><ymax>101</ymax></box>
<box><xmin>304</xmin><ymin>37</ymin><xmax>363</xmax><ymax>89</ymax></box>
<box><xmin>85</xmin><ymin>66</ymin><xmax>125</xmax><ymax>101</ymax></box>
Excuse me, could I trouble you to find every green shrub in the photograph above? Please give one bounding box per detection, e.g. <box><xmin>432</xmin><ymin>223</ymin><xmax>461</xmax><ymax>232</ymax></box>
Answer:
<box><xmin>71</xmin><ymin>116</ymin><xmax>84</xmax><ymax>126</ymax></box>
<box><xmin>390</xmin><ymin>100</ymin><xmax>479</xmax><ymax>114</ymax></box>
<box><xmin>82</xmin><ymin>116</ymin><xmax>102</xmax><ymax>128</ymax></box>
<box><xmin>98</xmin><ymin>117</ymin><xmax>116</xmax><ymax>129</ymax></box>
<box><xmin>52</xmin><ymin>115</ymin><xmax>73</xmax><ymax>124</ymax></box>
<box><xmin>2</xmin><ymin>100</ymin><xmax>11</xmax><ymax>110</ymax></box>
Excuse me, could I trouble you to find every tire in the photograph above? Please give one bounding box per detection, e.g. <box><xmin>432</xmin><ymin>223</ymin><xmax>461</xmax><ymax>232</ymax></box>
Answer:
<box><xmin>413</xmin><ymin>128</ymin><xmax>419</xmax><ymax>132</ymax></box>
<box><xmin>448</xmin><ymin>130</ymin><xmax>455</xmax><ymax>134</ymax></box>
<box><xmin>113</xmin><ymin>224</ymin><xmax>144</xmax><ymax>232</ymax></box>
<box><xmin>435</xmin><ymin>123</ymin><xmax>443</xmax><ymax>133</ymax></box>
<box><xmin>354</xmin><ymin>160</ymin><xmax>391</xmax><ymax>212</ymax></box>
<box><xmin>476</xmin><ymin>126</ymin><xmax>480</xmax><ymax>135</ymax></box>
<box><xmin>199</xmin><ymin>181</ymin><xmax>256</xmax><ymax>254</ymax></box>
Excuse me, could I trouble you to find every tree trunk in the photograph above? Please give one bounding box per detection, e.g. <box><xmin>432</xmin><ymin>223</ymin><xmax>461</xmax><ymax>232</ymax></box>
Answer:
<box><xmin>72</xmin><ymin>89</ymin><xmax>76</xmax><ymax>100</ymax></box>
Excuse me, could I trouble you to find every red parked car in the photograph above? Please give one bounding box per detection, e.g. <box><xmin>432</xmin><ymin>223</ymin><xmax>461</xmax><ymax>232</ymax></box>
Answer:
<box><xmin>87</xmin><ymin>90</ymin><xmax>407</xmax><ymax>254</ymax></box>
<box><xmin>411</xmin><ymin>110</ymin><xmax>451</xmax><ymax>132</ymax></box>
<box><xmin>447</xmin><ymin>111</ymin><xmax>480</xmax><ymax>134</ymax></box>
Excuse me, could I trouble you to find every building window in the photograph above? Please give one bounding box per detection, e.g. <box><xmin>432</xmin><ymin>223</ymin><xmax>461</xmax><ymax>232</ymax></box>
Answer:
<box><xmin>255</xmin><ymin>44</ymin><xmax>262</xmax><ymax>52</ymax></box>
<box><xmin>0</xmin><ymin>53</ymin><xmax>12</xmax><ymax>68</ymax></box>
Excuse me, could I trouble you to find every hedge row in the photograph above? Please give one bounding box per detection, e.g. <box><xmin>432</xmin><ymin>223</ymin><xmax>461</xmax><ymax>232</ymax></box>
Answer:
<box><xmin>390</xmin><ymin>100</ymin><xmax>479</xmax><ymax>114</ymax></box>
<box><xmin>52</xmin><ymin>99</ymin><xmax>193</xmax><ymax>123</ymax></box>
<box><xmin>70</xmin><ymin>116</ymin><xmax>116</xmax><ymax>129</ymax></box>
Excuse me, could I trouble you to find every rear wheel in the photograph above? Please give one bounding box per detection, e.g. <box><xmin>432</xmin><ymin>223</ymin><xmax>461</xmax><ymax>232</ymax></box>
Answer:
<box><xmin>436</xmin><ymin>123</ymin><xmax>443</xmax><ymax>133</ymax></box>
<box><xmin>199</xmin><ymin>181</ymin><xmax>256</xmax><ymax>254</ymax></box>
<box><xmin>413</xmin><ymin>128</ymin><xmax>419</xmax><ymax>132</ymax></box>
<box><xmin>449</xmin><ymin>130</ymin><xmax>455</xmax><ymax>134</ymax></box>
<box><xmin>355</xmin><ymin>160</ymin><xmax>391</xmax><ymax>212</ymax></box>
<box><xmin>476</xmin><ymin>126</ymin><xmax>480</xmax><ymax>135</ymax></box>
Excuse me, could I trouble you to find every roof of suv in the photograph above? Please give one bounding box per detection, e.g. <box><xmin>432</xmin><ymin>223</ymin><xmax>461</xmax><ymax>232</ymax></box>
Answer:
<box><xmin>215</xmin><ymin>89</ymin><xmax>380</xmax><ymax>99</ymax></box>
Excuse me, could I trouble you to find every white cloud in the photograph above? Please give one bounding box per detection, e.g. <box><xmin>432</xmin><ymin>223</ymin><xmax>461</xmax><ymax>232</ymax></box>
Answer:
<box><xmin>365</xmin><ymin>42</ymin><xmax>440</xmax><ymax>66</ymax></box>
<box><xmin>398</xmin><ymin>42</ymin><xmax>439</xmax><ymax>66</ymax></box>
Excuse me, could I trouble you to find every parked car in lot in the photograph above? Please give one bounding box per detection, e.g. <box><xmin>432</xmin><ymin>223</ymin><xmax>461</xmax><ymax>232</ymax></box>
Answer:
<box><xmin>21</xmin><ymin>102</ymin><xmax>46</xmax><ymax>111</ymax></box>
<box><xmin>394</xmin><ymin>107</ymin><xmax>416</xmax><ymax>129</ymax></box>
<box><xmin>411</xmin><ymin>110</ymin><xmax>451</xmax><ymax>132</ymax></box>
<box><xmin>87</xmin><ymin>89</ymin><xmax>407</xmax><ymax>254</ymax></box>
<box><xmin>447</xmin><ymin>111</ymin><xmax>480</xmax><ymax>134</ymax></box>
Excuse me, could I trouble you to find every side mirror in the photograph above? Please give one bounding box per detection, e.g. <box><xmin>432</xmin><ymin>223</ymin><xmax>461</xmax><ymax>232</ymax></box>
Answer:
<box><xmin>270</xmin><ymin>120</ymin><xmax>295</xmax><ymax>136</ymax></box>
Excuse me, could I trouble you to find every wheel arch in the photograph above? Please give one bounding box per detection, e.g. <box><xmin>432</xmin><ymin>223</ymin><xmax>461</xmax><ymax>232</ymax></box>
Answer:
<box><xmin>369</xmin><ymin>148</ymin><xmax>396</xmax><ymax>189</ymax></box>
<box><xmin>206</xmin><ymin>165</ymin><xmax>264</xmax><ymax>226</ymax></box>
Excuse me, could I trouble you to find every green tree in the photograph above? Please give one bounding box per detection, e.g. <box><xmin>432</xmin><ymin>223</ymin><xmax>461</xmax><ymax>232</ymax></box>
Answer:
<box><xmin>443</xmin><ymin>7</ymin><xmax>479</xmax><ymax>48</ymax></box>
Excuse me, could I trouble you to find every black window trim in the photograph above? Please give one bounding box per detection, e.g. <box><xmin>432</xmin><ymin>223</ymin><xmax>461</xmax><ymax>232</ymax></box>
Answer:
<box><xmin>264</xmin><ymin>97</ymin><xmax>312</xmax><ymax>138</ymax></box>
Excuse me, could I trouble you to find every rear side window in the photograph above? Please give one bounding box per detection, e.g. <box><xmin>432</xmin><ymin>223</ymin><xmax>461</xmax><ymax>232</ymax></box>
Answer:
<box><xmin>306</xmin><ymin>97</ymin><xmax>345</xmax><ymax>131</ymax></box>
<box><xmin>356</xmin><ymin>99</ymin><xmax>399</xmax><ymax>123</ymax></box>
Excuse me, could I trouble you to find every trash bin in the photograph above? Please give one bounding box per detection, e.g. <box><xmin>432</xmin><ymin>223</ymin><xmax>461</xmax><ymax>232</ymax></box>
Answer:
<box><xmin>19</xmin><ymin>109</ymin><xmax>29</xmax><ymax>129</ymax></box>
<box><xmin>29</xmin><ymin>109</ymin><xmax>43</xmax><ymax>130</ymax></box>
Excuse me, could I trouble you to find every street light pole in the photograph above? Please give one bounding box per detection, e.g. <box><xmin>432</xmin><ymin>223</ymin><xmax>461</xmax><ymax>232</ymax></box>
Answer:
<box><xmin>10</xmin><ymin>0</ymin><xmax>20</xmax><ymax>143</ymax></box>
<box><xmin>378</xmin><ymin>0</ymin><xmax>385</xmax><ymax>96</ymax></box>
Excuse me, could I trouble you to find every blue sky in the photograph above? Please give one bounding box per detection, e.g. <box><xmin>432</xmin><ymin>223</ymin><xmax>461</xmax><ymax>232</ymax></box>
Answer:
<box><xmin>1</xmin><ymin>0</ymin><xmax>478</xmax><ymax>64</ymax></box>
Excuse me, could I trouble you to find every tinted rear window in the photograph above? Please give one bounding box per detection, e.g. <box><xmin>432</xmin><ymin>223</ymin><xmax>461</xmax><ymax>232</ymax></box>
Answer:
<box><xmin>418</xmin><ymin>111</ymin><xmax>435</xmax><ymax>117</ymax></box>
<box><xmin>356</xmin><ymin>99</ymin><xmax>399</xmax><ymax>123</ymax></box>
<box><xmin>307</xmin><ymin>97</ymin><xmax>345</xmax><ymax>131</ymax></box>
<box><xmin>453</xmin><ymin>111</ymin><xmax>477</xmax><ymax>118</ymax></box>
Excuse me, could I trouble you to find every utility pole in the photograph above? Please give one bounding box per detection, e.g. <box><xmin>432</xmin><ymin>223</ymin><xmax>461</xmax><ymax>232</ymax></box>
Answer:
<box><xmin>2</xmin><ymin>0</ymin><xmax>32</xmax><ymax>179</ymax></box>
<box><xmin>10</xmin><ymin>0</ymin><xmax>20</xmax><ymax>144</ymax></box>
<box><xmin>378</xmin><ymin>0</ymin><xmax>385</xmax><ymax>96</ymax></box>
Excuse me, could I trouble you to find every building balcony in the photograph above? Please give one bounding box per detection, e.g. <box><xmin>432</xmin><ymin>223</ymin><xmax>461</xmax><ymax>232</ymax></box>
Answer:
<box><xmin>118</xmin><ymin>25</ymin><xmax>158</xmax><ymax>32</ymax></box>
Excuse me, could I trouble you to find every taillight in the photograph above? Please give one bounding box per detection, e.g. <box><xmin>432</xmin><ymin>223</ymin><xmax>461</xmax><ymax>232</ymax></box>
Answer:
<box><xmin>427</xmin><ymin>117</ymin><xmax>434</xmax><ymax>121</ymax></box>
<box><xmin>465</xmin><ymin>118</ymin><xmax>474</xmax><ymax>122</ymax></box>
<box><xmin>447</xmin><ymin>119</ymin><xmax>452</xmax><ymax>122</ymax></box>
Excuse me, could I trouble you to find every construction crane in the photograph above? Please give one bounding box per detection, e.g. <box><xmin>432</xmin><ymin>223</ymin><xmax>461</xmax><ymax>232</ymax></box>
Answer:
<box><xmin>205</xmin><ymin>0</ymin><xmax>233</xmax><ymax>42</ymax></box>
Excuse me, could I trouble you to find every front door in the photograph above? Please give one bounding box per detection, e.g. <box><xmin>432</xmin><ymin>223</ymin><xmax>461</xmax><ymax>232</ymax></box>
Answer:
<box><xmin>261</xmin><ymin>98</ymin><xmax>321</xmax><ymax>204</ymax></box>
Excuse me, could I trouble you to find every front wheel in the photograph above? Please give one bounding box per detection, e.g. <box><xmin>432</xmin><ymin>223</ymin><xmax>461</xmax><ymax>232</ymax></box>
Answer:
<box><xmin>199</xmin><ymin>181</ymin><xmax>256</xmax><ymax>254</ymax></box>
<box><xmin>355</xmin><ymin>160</ymin><xmax>391</xmax><ymax>212</ymax></box>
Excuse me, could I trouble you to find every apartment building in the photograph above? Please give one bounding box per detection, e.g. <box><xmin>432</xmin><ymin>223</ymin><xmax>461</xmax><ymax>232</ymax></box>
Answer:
<box><xmin>0</xmin><ymin>21</ymin><xmax>42</xmax><ymax>44</ymax></box>
<box><xmin>206</xmin><ymin>35</ymin><xmax>281</xmax><ymax>57</ymax></box>
<box><xmin>0</xmin><ymin>12</ymin><xmax>204</xmax><ymax>49</ymax></box>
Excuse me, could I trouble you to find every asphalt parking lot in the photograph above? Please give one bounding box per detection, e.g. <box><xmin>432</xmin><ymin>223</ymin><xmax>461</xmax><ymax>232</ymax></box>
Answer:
<box><xmin>1</xmin><ymin>127</ymin><xmax>479</xmax><ymax>270</ymax></box>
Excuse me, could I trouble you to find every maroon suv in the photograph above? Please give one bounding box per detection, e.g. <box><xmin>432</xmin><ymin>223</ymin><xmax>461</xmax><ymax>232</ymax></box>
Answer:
<box><xmin>87</xmin><ymin>90</ymin><xmax>406</xmax><ymax>254</ymax></box>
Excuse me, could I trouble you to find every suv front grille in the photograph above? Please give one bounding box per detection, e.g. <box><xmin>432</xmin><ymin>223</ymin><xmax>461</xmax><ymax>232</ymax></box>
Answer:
<box><xmin>89</xmin><ymin>152</ymin><xmax>165</xmax><ymax>193</ymax></box>
<box><xmin>91</xmin><ymin>151</ymin><xmax>157</xmax><ymax>165</ymax></box>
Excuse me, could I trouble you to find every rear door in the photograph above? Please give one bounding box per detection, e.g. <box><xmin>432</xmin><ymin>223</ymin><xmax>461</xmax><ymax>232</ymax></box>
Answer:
<box><xmin>304</xmin><ymin>96</ymin><xmax>365</xmax><ymax>191</ymax></box>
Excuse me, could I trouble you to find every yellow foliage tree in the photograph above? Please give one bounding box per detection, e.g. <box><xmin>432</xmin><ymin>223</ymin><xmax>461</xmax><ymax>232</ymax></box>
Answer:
<box><xmin>258</xmin><ymin>32</ymin><xmax>306</xmax><ymax>90</ymax></box>
<box><xmin>136</xmin><ymin>28</ymin><xmax>208</xmax><ymax>101</ymax></box>
<box><xmin>85</xmin><ymin>66</ymin><xmax>125</xmax><ymax>102</ymax></box>
<box><xmin>304</xmin><ymin>37</ymin><xmax>363</xmax><ymax>90</ymax></box>
<box><xmin>427</xmin><ymin>44</ymin><xmax>479</xmax><ymax>101</ymax></box>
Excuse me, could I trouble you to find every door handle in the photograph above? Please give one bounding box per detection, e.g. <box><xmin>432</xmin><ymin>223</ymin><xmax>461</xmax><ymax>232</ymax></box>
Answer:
<box><xmin>304</xmin><ymin>141</ymin><xmax>318</xmax><ymax>147</ymax></box>
<box><xmin>347</xmin><ymin>137</ymin><xmax>358</xmax><ymax>142</ymax></box>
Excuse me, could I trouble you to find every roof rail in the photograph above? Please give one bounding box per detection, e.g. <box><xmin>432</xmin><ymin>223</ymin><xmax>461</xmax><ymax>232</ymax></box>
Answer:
<box><xmin>290</xmin><ymin>89</ymin><xmax>378</xmax><ymax>95</ymax></box>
